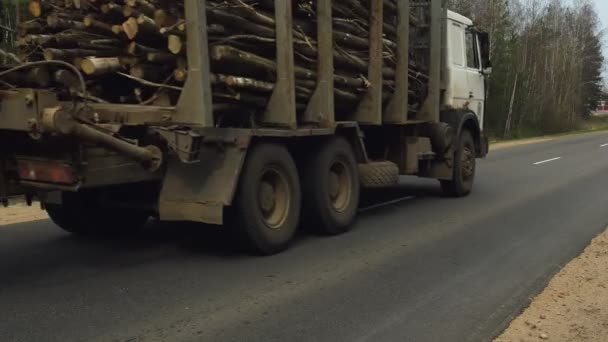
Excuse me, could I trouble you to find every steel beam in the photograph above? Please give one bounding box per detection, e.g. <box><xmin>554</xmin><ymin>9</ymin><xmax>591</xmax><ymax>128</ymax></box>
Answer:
<box><xmin>303</xmin><ymin>0</ymin><xmax>335</xmax><ymax>127</ymax></box>
<box><xmin>174</xmin><ymin>0</ymin><xmax>214</xmax><ymax>127</ymax></box>
<box><xmin>385</xmin><ymin>0</ymin><xmax>410</xmax><ymax>124</ymax></box>
<box><xmin>261</xmin><ymin>0</ymin><xmax>297</xmax><ymax>128</ymax></box>
<box><xmin>419</xmin><ymin>0</ymin><xmax>443</xmax><ymax>123</ymax></box>
<box><xmin>354</xmin><ymin>0</ymin><xmax>384</xmax><ymax>125</ymax></box>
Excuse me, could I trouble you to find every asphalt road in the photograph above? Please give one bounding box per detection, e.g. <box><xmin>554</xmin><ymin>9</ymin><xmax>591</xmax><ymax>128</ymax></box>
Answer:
<box><xmin>2</xmin><ymin>131</ymin><xmax>608</xmax><ymax>342</ymax></box>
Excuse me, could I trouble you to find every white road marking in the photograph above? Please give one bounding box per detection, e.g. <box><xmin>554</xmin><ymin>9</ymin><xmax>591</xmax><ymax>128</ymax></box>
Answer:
<box><xmin>601</xmin><ymin>143</ymin><xmax>608</xmax><ymax>147</ymax></box>
<box><xmin>533</xmin><ymin>157</ymin><xmax>562</xmax><ymax>165</ymax></box>
<box><xmin>359</xmin><ymin>196</ymin><xmax>416</xmax><ymax>212</ymax></box>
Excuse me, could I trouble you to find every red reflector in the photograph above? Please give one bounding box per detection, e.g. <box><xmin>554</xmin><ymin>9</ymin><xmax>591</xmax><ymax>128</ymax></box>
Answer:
<box><xmin>17</xmin><ymin>160</ymin><xmax>75</xmax><ymax>184</ymax></box>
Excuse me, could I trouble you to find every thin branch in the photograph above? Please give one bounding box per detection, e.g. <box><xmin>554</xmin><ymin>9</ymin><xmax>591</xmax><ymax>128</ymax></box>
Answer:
<box><xmin>116</xmin><ymin>72</ymin><xmax>183</xmax><ymax>91</ymax></box>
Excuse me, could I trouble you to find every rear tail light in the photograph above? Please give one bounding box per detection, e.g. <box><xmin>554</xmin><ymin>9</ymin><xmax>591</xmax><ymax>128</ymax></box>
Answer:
<box><xmin>17</xmin><ymin>160</ymin><xmax>76</xmax><ymax>185</ymax></box>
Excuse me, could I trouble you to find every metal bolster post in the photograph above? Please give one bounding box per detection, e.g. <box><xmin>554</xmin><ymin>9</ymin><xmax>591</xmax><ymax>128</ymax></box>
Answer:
<box><xmin>261</xmin><ymin>0</ymin><xmax>297</xmax><ymax>128</ymax></box>
<box><xmin>419</xmin><ymin>0</ymin><xmax>442</xmax><ymax>123</ymax></box>
<box><xmin>385</xmin><ymin>0</ymin><xmax>410</xmax><ymax>124</ymax></box>
<box><xmin>303</xmin><ymin>0</ymin><xmax>335</xmax><ymax>127</ymax></box>
<box><xmin>175</xmin><ymin>0</ymin><xmax>214</xmax><ymax>127</ymax></box>
<box><xmin>440</xmin><ymin>0</ymin><xmax>448</xmax><ymax>93</ymax></box>
<box><xmin>354</xmin><ymin>0</ymin><xmax>383</xmax><ymax>125</ymax></box>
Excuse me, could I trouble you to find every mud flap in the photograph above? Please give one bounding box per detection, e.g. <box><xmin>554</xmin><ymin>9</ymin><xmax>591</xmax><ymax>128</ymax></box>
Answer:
<box><xmin>158</xmin><ymin>145</ymin><xmax>247</xmax><ymax>225</ymax></box>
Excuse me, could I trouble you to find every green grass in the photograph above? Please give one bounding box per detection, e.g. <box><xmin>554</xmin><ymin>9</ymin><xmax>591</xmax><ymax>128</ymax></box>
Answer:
<box><xmin>489</xmin><ymin>116</ymin><xmax>608</xmax><ymax>144</ymax></box>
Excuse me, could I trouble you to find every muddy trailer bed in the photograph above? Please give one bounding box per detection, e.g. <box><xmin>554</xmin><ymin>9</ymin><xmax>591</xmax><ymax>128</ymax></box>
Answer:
<box><xmin>0</xmin><ymin>0</ymin><xmax>487</xmax><ymax>254</ymax></box>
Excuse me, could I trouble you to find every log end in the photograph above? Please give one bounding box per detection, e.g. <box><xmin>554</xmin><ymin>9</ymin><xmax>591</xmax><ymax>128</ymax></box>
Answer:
<box><xmin>174</xmin><ymin>68</ymin><xmax>187</xmax><ymax>82</ymax></box>
<box><xmin>112</xmin><ymin>25</ymin><xmax>124</xmax><ymax>35</ymax></box>
<box><xmin>168</xmin><ymin>35</ymin><xmax>183</xmax><ymax>55</ymax></box>
<box><xmin>80</xmin><ymin>59</ymin><xmax>95</xmax><ymax>75</ymax></box>
<box><xmin>83</xmin><ymin>15</ymin><xmax>94</xmax><ymax>27</ymax></box>
<box><xmin>123</xmin><ymin>17</ymin><xmax>139</xmax><ymax>40</ymax></box>
<box><xmin>123</xmin><ymin>6</ymin><xmax>135</xmax><ymax>18</ymax></box>
<box><xmin>28</xmin><ymin>1</ymin><xmax>43</xmax><ymax>18</ymax></box>
<box><xmin>42</xmin><ymin>49</ymin><xmax>55</xmax><ymax>61</ymax></box>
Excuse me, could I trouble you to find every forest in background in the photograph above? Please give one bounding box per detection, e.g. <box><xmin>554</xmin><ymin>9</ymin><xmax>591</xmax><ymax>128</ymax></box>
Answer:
<box><xmin>447</xmin><ymin>0</ymin><xmax>605</xmax><ymax>138</ymax></box>
<box><xmin>1</xmin><ymin>0</ymin><xmax>606</xmax><ymax>138</ymax></box>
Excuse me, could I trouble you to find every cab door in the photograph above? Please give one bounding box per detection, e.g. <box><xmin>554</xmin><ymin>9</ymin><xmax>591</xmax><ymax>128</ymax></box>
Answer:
<box><xmin>447</xmin><ymin>22</ymin><xmax>470</xmax><ymax>110</ymax></box>
<box><xmin>464</xmin><ymin>30</ymin><xmax>485</xmax><ymax>128</ymax></box>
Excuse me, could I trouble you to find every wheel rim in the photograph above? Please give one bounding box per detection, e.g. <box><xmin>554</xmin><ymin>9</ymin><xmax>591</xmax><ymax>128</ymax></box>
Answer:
<box><xmin>258</xmin><ymin>166</ymin><xmax>290</xmax><ymax>229</ymax></box>
<box><xmin>328</xmin><ymin>159</ymin><xmax>352</xmax><ymax>213</ymax></box>
<box><xmin>461</xmin><ymin>145</ymin><xmax>475</xmax><ymax>180</ymax></box>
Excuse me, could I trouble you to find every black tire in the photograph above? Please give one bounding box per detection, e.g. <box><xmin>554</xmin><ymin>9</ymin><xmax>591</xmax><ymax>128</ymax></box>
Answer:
<box><xmin>358</xmin><ymin>161</ymin><xmax>399</xmax><ymax>189</ymax></box>
<box><xmin>45</xmin><ymin>191</ymin><xmax>150</xmax><ymax>236</ymax></box>
<box><xmin>441</xmin><ymin>130</ymin><xmax>476</xmax><ymax>197</ymax></box>
<box><xmin>230</xmin><ymin>143</ymin><xmax>301</xmax><ymax>255</ymax></box>
<box><xmin>302</xmin><ymin>137</ymin><xmax>360</xmax><ymax>235</ymax></box>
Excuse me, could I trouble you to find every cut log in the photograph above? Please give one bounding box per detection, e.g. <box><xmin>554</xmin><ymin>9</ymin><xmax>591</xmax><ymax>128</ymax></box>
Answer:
<box><xmin>81</xmin><ymin>57</ymin><xmax>123</xmax><ymax>76</ymax></box>
<box><xmin>43</xmin><ymin>48</ymin><xmax>120</xmax><ymax>61</ymax></box>
<box><xmin>83</xmin><ymin>15</ymin><xmax>113</xmax><ymax>34</ymax></box>
<box><xmin>168</xmin><ymin>35</ymin><xmax>185</xmax><ymax>55</ymax></box>
<box><xmin>129</xmin><ymin>64</ymin><xmax>168</xmax><ymax>83</ymax></box>
<box><xmin>27</xmin><ymin>1</ymin><xmax>48</xmax><ymax>18</ymax></box>
<box><xmin>154</xmin><ymin>9</ymin><xmax>178</xmax><ymax>28</ymax></box>
<box><xmin>147</xmin><ymin>52</ymin><xmax>177</xmax><ymax>64</ymax></box>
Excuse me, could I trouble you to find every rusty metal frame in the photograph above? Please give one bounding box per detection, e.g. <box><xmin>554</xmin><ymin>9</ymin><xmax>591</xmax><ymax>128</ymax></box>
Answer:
<box><xmin>303</xmin><ymin>0</ymin><xmax>335</xmax><ymax>127</ymax></box>
<box><xmin>158</xmin><ymin>145</ymin><xmax>248</xmax><ymax>225</ymax></box>
<box><xmin>354</xmin><ymin>0</ymin><xmax>383</xmax><ymax>125</ymax></box>
<box><xmin>174</xmin><ymin>0</ymin><xmax>214</xmax><ymax>127</ymax></box>
<box><xmin>385</xmin><ymin>0</ymin><xmax>410</xmax><ymax>124</ymax></box>
<box><xmin>419</xmin><ymin>0</ymin><xmax>443</xmax><ymax>123</ymax></box>
<box><xmin>261</xmin><ymin>1</ymin><xmax>297</xmax><ymax>128</ymax></box>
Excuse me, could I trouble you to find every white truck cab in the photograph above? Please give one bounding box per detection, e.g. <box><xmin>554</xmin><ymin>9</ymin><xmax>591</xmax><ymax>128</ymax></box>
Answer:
<box><xmin>444</xmin><ymin>10</ymin><xmax>492</xmax><ymax>130</ymax></box>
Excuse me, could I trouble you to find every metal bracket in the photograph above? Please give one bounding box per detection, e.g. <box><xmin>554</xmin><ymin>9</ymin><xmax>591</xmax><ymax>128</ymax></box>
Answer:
<box><xmin>261</xmin><ymin>1</ymin><xmax>297</xmax><ymax>128</ymax></box>
<box><xmin>156</xmin><ymin>128</ymin><xmax>203</xmax><ymax>163</ymax></box>
<box><xmin>385</xmin><ymin>0</ymin><xmax>410</xmax><ymax>124</ymax></box>
<box><xmin>419</xmin><ymin>0</ymin><xmax>443</xmax><ymax>123</ymax></box>
<box><xmin>354</xmin><ymin>0</ymin><xmax>384</xmax><ymax>125</ymax></box>
<box><xmin>174</xmin><ymin>0</ymin><xmax>214</xmax><ymax>127</ymax></box>
<box><xmin>302</xmin><ymin>0</ymin><xmax>335</xmax><ymax>127</ymax></box>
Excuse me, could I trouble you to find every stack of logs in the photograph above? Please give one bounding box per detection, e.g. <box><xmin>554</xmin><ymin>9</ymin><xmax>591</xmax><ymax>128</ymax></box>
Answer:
<box><xmin>3</xmin><ymin>0</ymin><xmax>429</xmax><ymax>122</ymax></box>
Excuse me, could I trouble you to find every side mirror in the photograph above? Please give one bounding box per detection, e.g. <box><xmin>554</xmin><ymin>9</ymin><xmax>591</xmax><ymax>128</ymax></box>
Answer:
<box><xmin>477</xmin><ymin>31</ymin><xmax>492</xmax><ymax>69</ymax></box>
<box><xmin>482</xmin><ymin>67</ymin><xmax>493</xmax><ymax>75</ymax></box>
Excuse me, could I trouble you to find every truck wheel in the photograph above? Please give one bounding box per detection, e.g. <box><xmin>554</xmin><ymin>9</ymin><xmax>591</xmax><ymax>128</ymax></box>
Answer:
<box><xmin>231</xmin><ymin>143</ymin><xmax>301</xmax><ymax>255</ymax></box>
<box><xmin>441</xmin><ymin>130</ymin><xmax>476</xmax><ymax>197</ymax></box>
<box><xmin>302</xmin><ymin>137</ymin><xmax>360</xmax><ymax>235</ymax></box>
<box><xmin>45</xmin><ymin>191</ymin><xmax>150</xmax><ymax>235</ymax></box>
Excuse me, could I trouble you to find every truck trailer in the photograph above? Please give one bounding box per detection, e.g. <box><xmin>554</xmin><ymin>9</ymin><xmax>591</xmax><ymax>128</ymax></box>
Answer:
<box><xmin>0</xmin><ymin>0</ymin><xmax>490</xmax><ymax>254</ymax></box>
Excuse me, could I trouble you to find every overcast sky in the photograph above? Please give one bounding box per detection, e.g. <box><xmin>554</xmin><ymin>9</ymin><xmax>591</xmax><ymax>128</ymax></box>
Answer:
<box><xmin>593</xmin><ymin>0</ymin><xmax>608</xmax><ymax>26</ymax></box>
<box><xmin>592</xmin><ymin>0</ymin><xmax>608</xmax><ymax>80</ymax></box>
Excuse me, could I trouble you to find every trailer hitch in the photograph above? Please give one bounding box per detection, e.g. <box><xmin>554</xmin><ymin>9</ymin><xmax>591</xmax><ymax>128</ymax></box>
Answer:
<box><xmin>41</xmin><ymin>107</ymin><xmax>163</xmax><ymax>172</ymax></box>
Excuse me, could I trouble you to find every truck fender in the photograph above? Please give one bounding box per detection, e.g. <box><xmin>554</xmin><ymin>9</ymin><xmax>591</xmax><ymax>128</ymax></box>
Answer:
<box><xmin>440</xmin><ymin>109</ymin><xmax>487</xmax><ymax>158</ymax></box>
<box><xmin>158</xmin><ymin>144</ymin><xmax>247</xmax><ymax>225</ymax></box>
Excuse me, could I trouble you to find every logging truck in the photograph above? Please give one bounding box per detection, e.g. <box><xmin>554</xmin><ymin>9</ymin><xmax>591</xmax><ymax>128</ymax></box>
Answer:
<box><xmin>0</xmin><ymin>0</ymin><xmax>490</xmax><ymax>255</ymax></box>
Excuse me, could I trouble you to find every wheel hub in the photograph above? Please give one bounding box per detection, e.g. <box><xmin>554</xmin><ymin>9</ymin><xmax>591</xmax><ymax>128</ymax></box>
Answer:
<box><xmin>329</xmin><ymin>161</ymin><xmax>352</xmax><ymax>212</ymax></box>
<box><xmin>259</xmin><ymin>181</ymin><xmax>276</xmax><ymax>213</ymax></box>
<box><xmin>461</xmin><ymin>147</ymin><xmax>475</xmax><ymax>178</ymax></box>
<box><xmin>258</xmin><ymin>168</ymin><xmax>290</xmax><ymax>229</ymax></box>
<box><xmin>329</xmin><ymin>172</ymin><xmax>340</xmax><ymax>198</ymax></box>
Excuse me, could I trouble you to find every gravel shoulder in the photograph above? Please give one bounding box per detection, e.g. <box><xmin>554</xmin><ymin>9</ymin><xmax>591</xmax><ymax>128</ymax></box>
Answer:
<box><xmin>495</xmin><ymin>228</ymin><xmax>608</xmax><ymax>342</ymax></box>
<box><xmin>0</xmin><ymin>202</ymin><xmax>48</xmax><ymax>226</ymax></box>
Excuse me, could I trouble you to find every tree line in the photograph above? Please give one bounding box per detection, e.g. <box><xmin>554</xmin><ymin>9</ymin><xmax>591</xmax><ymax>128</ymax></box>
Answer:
<box><xmin>447</xmin><ymin>0</ymin><xmax>605</xmax><ymax>137</ymax></box>
<box><xmin>2</xmin><ymin>1</ymin><xmax>604</xmax><ymax>138</ymax></box>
